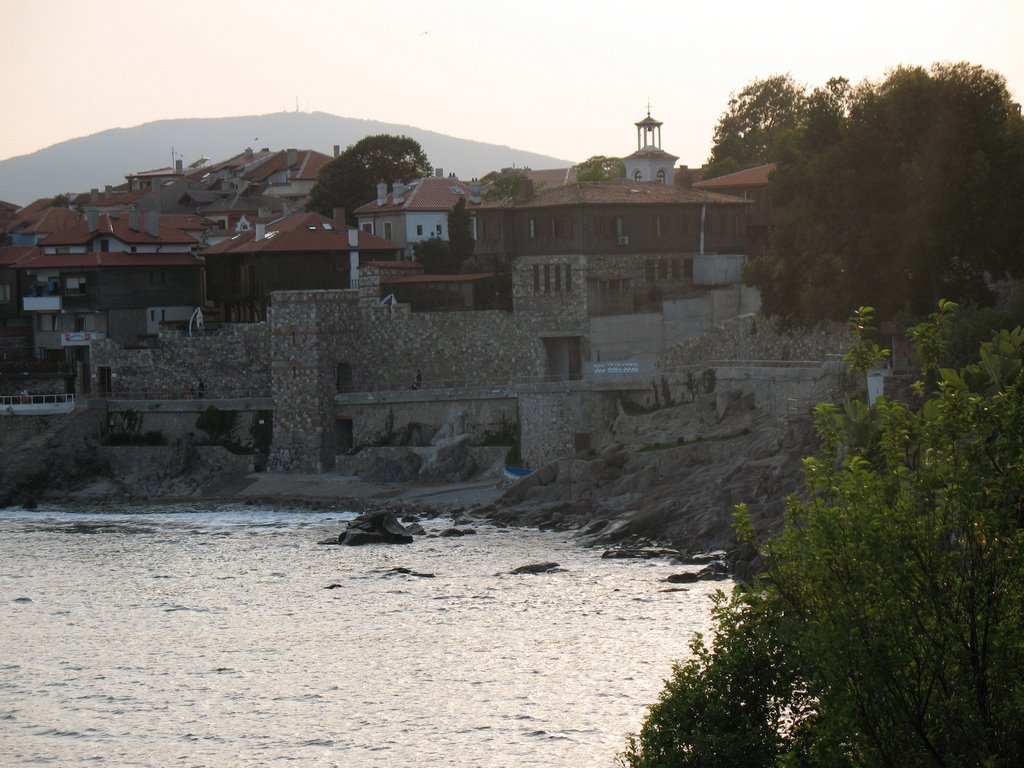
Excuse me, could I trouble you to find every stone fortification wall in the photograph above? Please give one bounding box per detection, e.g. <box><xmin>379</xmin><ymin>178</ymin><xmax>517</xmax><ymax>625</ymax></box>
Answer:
<box><xmin>335</xmin><ymin>390</ymin><xmax>518</xmax><ymax>449</ymax></box>
<box><xmin>350</xmin><ymin>305</ymin><xmax>542</xmax><ymax>391</ymax></box>
<box><xmin>517</xmin><ymin>385</ymin><xmax>613</xmax><ymax>467</ymax></box>
<box><xmin>90</xmin><ymin>323</ymin><xmax>271</xmax><ymax>397</ymax></box>
<box><xmin>662</xmin><ymin>314</ymin><xmax>849</xmax><ymax>369</ymax></box>
<box><xmin>94</xmin><ymin>403</ymin><xmax>270</xmax><ymax>444</ymax></box>
<box><xmin>269</xmin><ymin>289</ymin><xmax>360</xmax><ymax>472</ymax></box>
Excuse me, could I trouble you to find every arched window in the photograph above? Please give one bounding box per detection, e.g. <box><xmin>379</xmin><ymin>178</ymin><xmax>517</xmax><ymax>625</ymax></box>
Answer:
<box><xmin>656</xmin><ymin>169</ymin><xmax>666</xmax><ymax>184</ymax></box>
<box><xmin>633</xmin><ymin>170</ymin><xmax>643</xmax><ymax>182</ymax></box>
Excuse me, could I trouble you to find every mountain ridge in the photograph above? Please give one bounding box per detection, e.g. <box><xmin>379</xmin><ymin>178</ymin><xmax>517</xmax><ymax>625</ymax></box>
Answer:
<box><xmin>0</xmin><ymin>111</ymin><xmax>574</xmax><ymax>207</ymax></box>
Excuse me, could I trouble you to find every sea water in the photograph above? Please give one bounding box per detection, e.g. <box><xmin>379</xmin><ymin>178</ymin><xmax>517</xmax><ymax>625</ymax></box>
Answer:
<box><xmin>0</xmin><ymin>505</ymin><xmax>719</xmax><ymax>767</ymax></box>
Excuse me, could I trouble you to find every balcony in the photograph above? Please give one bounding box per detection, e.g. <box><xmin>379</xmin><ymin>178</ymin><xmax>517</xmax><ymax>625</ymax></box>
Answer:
<box><xmin>23</xmin><ymin>295</ymin><xmax>61</xmax><ymax>312</ymax></box>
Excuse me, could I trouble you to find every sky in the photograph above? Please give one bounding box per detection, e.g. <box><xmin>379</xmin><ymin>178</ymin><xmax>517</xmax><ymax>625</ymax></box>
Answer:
<box><xmin>2</xmin><ymin>0</ymin><xmax>1022</xmax><ymax>169</ymax></box>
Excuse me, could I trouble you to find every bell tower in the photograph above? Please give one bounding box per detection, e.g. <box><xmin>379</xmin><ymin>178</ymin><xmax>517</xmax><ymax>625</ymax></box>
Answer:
<box><xmin>624</xmin><ymin>105</ymin><xmax>678</xmax><ymax>184</ymax></box>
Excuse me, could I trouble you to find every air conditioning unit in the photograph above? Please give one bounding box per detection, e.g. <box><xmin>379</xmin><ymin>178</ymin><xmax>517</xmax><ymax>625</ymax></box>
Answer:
<box><xmin>617</xmin><ymin>235</ymin><xmax>629</xmax><ymax>245</ymax></box>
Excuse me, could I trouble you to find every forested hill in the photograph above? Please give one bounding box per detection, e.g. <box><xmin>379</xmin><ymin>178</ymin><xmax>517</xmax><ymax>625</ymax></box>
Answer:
<box><xmin>0</xmin><ymin>111</ymin><xmax>571</xmax><ymax>206</ymax></box>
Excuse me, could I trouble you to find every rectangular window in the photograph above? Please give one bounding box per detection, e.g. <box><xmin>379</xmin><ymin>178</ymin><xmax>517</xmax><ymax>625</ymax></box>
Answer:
<box><xmin>544</xmin><ymin>265</ymin><xmax>551</xmax><ymax>293</ymax></box>
<box><xmin>435</xmin><ymin>223</ymin><xmax>442</xmax><ymax>236</ymax></box>
<box><xmin>529</xmin><ymin>218</ymin><xmax>536</xmax><ymax>240</ymax></box>
<box><xmin>615</xmin><ymin>217</ymin><xmax>624</xmax><ymax>237</ymax></box>
<box><xmin>564</xmin><ymin>264</ymin><xmax>571</xmax><ymax>291</ymax></box>
<box><xmin>655</xmin><ymin>215</ymin><xmax>662</xmax><ymax>237</ymax></box>
<box><xmin>361</xmin><ymin>223</ymin><xmax>373</xmax><ymax>233</ymax></box>
<box><xmin>533</xmin><ymin>264</ymin><xmax>540</xmax><ymax>293</ymax></box>
<box><xmin>554</xmin><ymin>263</ymin><xmax>561</xmax><ymax>292</ymax></box>
<box><xmin>0</xmin><ymin>284</ymin><xmax>11</xmax><ymax>302</ymax></box>
<box><xmin>416</xmin><ymin>224</ymin><xmax>423</xmax><ymax>236</ymax></box>
<box><xmin>100</xmin><ymin>239</ymin><xmax>110</xmax><ymax>253</ymax></box>
<box><xmin>383</xmin><ymin>222</ymin><xmax>393</xmax><ymax>241</ymax></box>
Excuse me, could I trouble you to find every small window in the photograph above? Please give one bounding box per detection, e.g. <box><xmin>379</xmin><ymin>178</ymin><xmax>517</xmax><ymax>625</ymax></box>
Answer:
<box><xmin>100</xmin><ymin>239</ymin><xmax>110</xmax><ymax>253</ymax></box>
<box><xmin>656</xmin><ymin>169</ymin><xmax>666</xmax><ymax>184</ymax></box>
<box><xmin>528</xmin><ymin>218</ymin><xmax>536</xmax><ymax>240</ymax></box>
<box><xmin>615</xmin><ymin>217</ymin><xmax>624</xmax><ymax>237</ymax></box>
<box><xmin>634</xmin><ymin>170</ymin><xmax>643</xmax><ymax>182</ymax></box>
<box><xmin>361</xmin><ymin>223</ymin><xmax>373</xmax><ymax>233</ymax></box>
<box><xmin>416</xmin><ymin>224</ymin><xmax>423</xmax><ymax>236</ymax></box>
<box><xmin>383</xmin><ymin>222</ymin><xmax>393</xmax><ymax>241</ymax></box>
<box><xmin>554</xmin><ymin>264</ymin><xmax>561</xmax><ymax>292</ymax></box>
<box><xmin>655</xmin><ymin>215</ymin><xmax>662</xmax><ymax>237</ymax></box>
<box><xmin>532</xmin><ymin>265</ymin><xmax>540</xmax><ymax>293</ymax></box>
<box><xmin>544</xmin><ymin>265</ymin><xmax>551</xmax><ymax>293</ymax></box>
<box><xmin>564</xmin><ymin>264</ymin><xmax>572</xmax><ymax>291</ymax></box>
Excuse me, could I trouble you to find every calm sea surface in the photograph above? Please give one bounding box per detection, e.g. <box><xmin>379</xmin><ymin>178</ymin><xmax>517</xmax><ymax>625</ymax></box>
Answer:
<box><xmin>0</xmin><ymin>504</ymin><xmax>719</xmax><ymax>767</ymax></box>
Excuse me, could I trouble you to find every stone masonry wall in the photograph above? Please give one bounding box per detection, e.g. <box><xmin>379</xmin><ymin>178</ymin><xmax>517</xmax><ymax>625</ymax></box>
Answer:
<box><xmin>268</xmin><ymin>289</ymin><xmax>360</xmax><ymax>472</ymax></box>
<box><xmin>90</xmin><ymin>323</ymin><xmax>271</xmax><ymax>397</ymax></box>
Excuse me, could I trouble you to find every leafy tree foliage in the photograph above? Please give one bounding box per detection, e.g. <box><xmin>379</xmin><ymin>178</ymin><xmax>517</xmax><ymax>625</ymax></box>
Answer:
<box><xmin>48</xmin><ymin>193</ymin><xmax>71</xmax><ymax>207</ymax></box>
<box><xmin>705</xmin><ymin>74</ymin><xmax>808</xmax><ymax>179</ymax></box>
<box><xmin>481</xmin><ymin>167</ymin><xmax>539</xmax><ymax>202</ymax></box>
<box><xmin>574</xmin><ymin>155</ymin><xmax>625</xmax><ymax>181</ymax></box>
<box><xmin>307</xmin><ymin>134</ymin><xmax>431</xmax><ymax>224</ymax></box>
<box><xmin>622</xmin><ymin>305</ymin><xmax>1024</xmax><ymax>767</ymax></box>
<box><xmin>749</xmin><ymin>63</ymin><xmax>1024</xmax><ymax>326</ymax></box>
<box><xmin>447</xmin><ymin>197</ymin><xmax>475</xmax><ymax>268</ymax></box>
<box><xmin>413</xmin><ymin>238</ymin><xmax>459</xmax><ymax>274</ymax></box>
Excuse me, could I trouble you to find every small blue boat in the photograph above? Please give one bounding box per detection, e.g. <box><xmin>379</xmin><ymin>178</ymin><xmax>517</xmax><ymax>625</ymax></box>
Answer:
<box><xmin>502</xmin><ymin>465</ymin><xmax>533</xmax><ymax>483</ymax></box>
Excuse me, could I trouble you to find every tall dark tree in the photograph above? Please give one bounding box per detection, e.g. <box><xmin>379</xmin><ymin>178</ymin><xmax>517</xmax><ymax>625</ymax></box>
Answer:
<box><xmin>307</xmin><ymin>134</ymin><xmax>431</xmax><ymax>224</ymax></box>
<box><xmin>749</xmin><ymin>63</ymin><xmax>1024</xmax><ymax>326</ymax></box>
<box><xmin>447</xmin><ymin>197</ymin><xmax>475</xmax><ymax>270</ymax></box>
<box><xmin>705</xmin><ymin>74</ymin><xmax>807</xmax><ymax>179</ymax></box>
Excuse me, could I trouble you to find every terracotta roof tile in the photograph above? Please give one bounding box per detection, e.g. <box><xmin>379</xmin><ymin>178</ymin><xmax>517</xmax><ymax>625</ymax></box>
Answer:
<box><xmin>354</xmin><ymin>176</ymin><xmax>482</xmax><ymax>215</ymax></box>
<box><xmin>40</xmin><ymin>213</ymin><xmax>197</xmax><ymax>246</ymax></box>
<box><xmin>476</xmin><ymin>180</ymin><xmax>749</xmax><ymax>209</ymax></box>
<box><xmin>14</xmin><ymin>251</ymin><xmax>204</xmax><ymax>269</ymax></box>
<box><xmin>693</xmin><ymin>164</ymin><xmax>775</xmax><ymax>189</ymax></box>
<box><xmin>20</xmin><ymin>207</ymin><xmax>83</xmax><ymax>235</ymax></box>
<box><xmin>0</xmin><ymin>245</ymin><xmax>37</xmax><ymax>266</ymax></box>
<box><xmin>200</xmin><ymin>213</ymin><xmax>400</xmax><ymax>256</ymax></box>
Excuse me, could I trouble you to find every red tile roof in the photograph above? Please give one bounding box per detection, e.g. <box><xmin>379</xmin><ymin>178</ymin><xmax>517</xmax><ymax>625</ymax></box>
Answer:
<box><xmin>364</xmin><ymin>260</ymin><xmax>425</xmax><ymax>271</ymax></box>
<box><xmin>14</xmin><ymin>250</ymin><xmax>204</xmax><ymax>269</ymax></box>
<box><xmin>0</xmin><ymin>245</ymin><xmax>37</xmax><ymax>266</ymax></box>
<box><xmin>381</xmin><ymin>272</ymin><xmax>502</xmax><ymax>285</ymax></box>
<box><xmin>40</xmin><ymin>213</ymin><xmax>197</xmax><ymax>246</ymax></box>
<box><xmin>242</xmin><ymin>149</ymin><xmax>332</xmax><ymax>183</ymax></box>
<box><xmin>200</xmin><ymin>213</ymin><xmax>400</xmax><ymax>256</ymax></box>
<box><xmin>526</xmin><ymin>168</ymin><xmax>577</xmax><ymax>189</ymax></box>
<box><xmin>354</xmin><ymin>176</ymin><xmax>482</xmax><ymax>215</ymax></box>
<box><xmin>478</xmin><ymin>179</ymin><xmax>749</xmax><ymax>209</ymax></box>
<box><xmin>693</xmin><ymin>164</ymin><xmax>775</xmax><ymax>189</ymax></box>
<box><xmin>19</xmin><ymin>207</ymin><xmax>83</xmax><ymax>235</ymax></box>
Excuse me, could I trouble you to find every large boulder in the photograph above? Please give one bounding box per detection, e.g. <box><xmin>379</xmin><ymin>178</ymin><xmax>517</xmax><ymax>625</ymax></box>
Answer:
<box><xmin>338</xmin><ymin>510</ymin><xmax>414</xmax><ymax>546</ymax></box>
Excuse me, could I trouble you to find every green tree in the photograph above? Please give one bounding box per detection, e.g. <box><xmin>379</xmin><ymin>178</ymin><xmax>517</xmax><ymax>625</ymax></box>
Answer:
<box><xmin>48</xmin><ymin>193</ymin><xmax>71</xmax><ymax>207</ymax></box>
<box><xmin>574</xmin><ymin>155</ymin><xmax>625</xmax><ymax>181</ymax></box>
<box><xmin>307</xmin><ymin>134</ymin><xmax>431</xmax><ymax>224</ymax></box>
<box><xmin>705</xmin><ymin>74</ymin><xmax>807</xmax><ymax>179</ymax></box>
<box><xmin>447</xmin><ymin>197</ymin><xmax>475</xmax><ymax>270</ymax></box>
<box><xmin>623</xmin><ymin>308</ymin><xmax>1024</xmax><ymax>767</ymax></box>
<box><xmin>481</xmin><ymin>167</ymin><xmax>539</xmax><ymax>202</ymax></box>
<box><xmin>750</xmin><ymin>63</ymin><xmax>1024</xmax><ymax>326</ymax></box>
<box><xmin>413</xmin><ymin>237</ymin><xmax>459</xmax><ymax>274</ymax></box>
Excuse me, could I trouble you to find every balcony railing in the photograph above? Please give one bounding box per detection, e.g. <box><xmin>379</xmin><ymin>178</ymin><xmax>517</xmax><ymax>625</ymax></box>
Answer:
<box><xmin>23</xmin><ymin>295</ymin><xmax>61</xmax><ymax>312</ymax></box>
<box><xmin>1</xmin><ymin>392</ymin><xmax>76</xmax><ymax>415</ymax></box>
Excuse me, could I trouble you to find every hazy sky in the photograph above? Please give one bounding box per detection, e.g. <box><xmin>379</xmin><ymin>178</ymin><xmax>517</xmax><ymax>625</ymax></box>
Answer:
<box><xmin>2</xmin><ymin>0</ymin><xmax>1022</xmax><ymax>169</ymax></box>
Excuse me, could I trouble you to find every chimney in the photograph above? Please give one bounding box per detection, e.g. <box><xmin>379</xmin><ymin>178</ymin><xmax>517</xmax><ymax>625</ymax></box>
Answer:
<box><xmin>469</xmin><ymin>179</ymin><xmax>481</xmax><ymax>205</ymax></box>
<box><xmin>128</xmin><ymin>208</ymin><xmax>140</xmax><ymax>231</ymax></box>
<box><xmin>333</xmin><ymin>144</ymin><xmax>340</xmax><ymax>158</ymax></box>
<box><xmin>435</xmin><ymin>168</ymin><xmax>444</xmax><ymax>178</ymax></box>
<box><xmin>145</xmin><ymin>210</ymin><xmax>159</xmax><ymax>237</ymax></box>
<box><xmin>87</xmin><ymin>210</ymin><xmax>98</xmax><ymax>232</ymax></box>
<box><xmin>287</xmin><ymin>148</ymin><xmax>298</xmax><ymax>166</ymax></box>
<box><xmin>90</xmin><ymin>188</ymin><xmax>98</xmax><ymax>204</ymax></box>
<box><xmin>393</xmin><ymin>181</ymin><xmax>405</xmax><ymax>205</ymax></box>
<box><xmin>348</xmin><ymin>228</ymin><xmax>359</xmax><ymax>249</ymax></box>
<box><xmin>175</xmin><ymin>158</ymin><xmax>183</xmax><ymax>174</ymax></box>
<box><xmin>376</xmin><ymin>182</ymin><xmax>387</xmax><ymax>207</ymax></box>
<box><xmin>333</xmin><ymin>208</ymin><xmax>347</xmax><ymax>228</ymax></box>
<box><xmin>104</xmin><ymin>185</ymin><xmax>112</xmax><ymax>199</ymax></box>
<box><xmin>257</xmin><ymin>207</ymin><xmax>270</xmax><ymax>219</ymax></box>
<box><xmin>255</xmin><ymin>222</ymin><xmax>266</xmax><ymax>241</ymax></box>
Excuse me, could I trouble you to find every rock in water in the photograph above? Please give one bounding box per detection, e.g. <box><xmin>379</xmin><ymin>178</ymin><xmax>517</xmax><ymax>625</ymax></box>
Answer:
<box><xmin>338</xmin><ymin>510</ymin><xmax>414</xmax><ymax>546</ymax></box>
<box><xmin>510</xmin><ymin>562</ymin><xmax>560</xmax><ymax>574</ymax></box>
